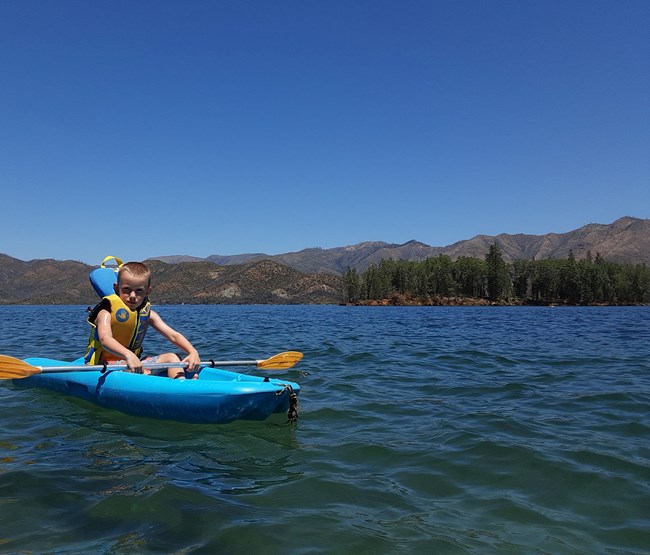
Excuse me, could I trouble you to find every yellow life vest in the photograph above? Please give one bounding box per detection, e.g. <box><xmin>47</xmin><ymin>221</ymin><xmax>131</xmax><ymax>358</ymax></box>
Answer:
<box><xmin>84</xmin><ymin>294</ymin><xmax>151</xmax><ymax>364</ymax></box>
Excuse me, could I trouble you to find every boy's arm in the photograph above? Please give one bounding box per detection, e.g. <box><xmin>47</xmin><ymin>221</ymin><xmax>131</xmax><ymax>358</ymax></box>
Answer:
<box><xmin>95</xmin><ymin>309</ymin><xmax>145</xmax><ymax>373</ymax></box>
<box><xmin>149</xmin><ymin>310</ymin><xmax>201</xmax><ymax>371</ymax></box>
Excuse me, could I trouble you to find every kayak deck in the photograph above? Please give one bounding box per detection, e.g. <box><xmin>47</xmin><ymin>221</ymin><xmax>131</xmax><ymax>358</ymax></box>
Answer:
<box><xmin>13</xmin><ymin>357</ymin><xmax>300</xmax><ymax>424</ymax></box>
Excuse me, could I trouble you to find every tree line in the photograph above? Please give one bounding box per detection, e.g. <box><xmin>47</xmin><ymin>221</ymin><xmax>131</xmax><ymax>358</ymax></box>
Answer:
<box><xmin>341</xmin><ymin>244</ymin><xmax>650</xmax><ymax>305</ymax></box>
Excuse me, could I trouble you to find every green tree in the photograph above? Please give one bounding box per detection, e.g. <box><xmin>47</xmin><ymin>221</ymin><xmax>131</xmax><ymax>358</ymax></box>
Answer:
<box><xmin>511</xmin><ymin>259</ymin><xmax>532</xmax><ymax>299</ymax></box>
<box><xmin>531</xmin><ymin>259</ymin><xmax>560</xmax><ymax>302</ymax></box>
<box><xmin>422</xmin><ymin>255</ymin><xmax>454</xmax><ymax>297</ymax></box>
<box><xmin>342</xmin><ymin>267</ymin><xmax>361</xmax><ymax>303</ymax></box>
<box><xmin>559</xmin><ymin>251</ymin><xmax>580</xmax><ymax>303</ymax></box>
<box><xmin>453</xmin><ymin>256</ymin><xmax>487</xmax><ymax>298</ymax></box>
<box><xmin>354</xmin><ymin>252</ymin><xmax>650</xmax><ymax>305</ymax></box>
<box><xmin>485</xmin><ymin>243</ymin><xmax>510</xmax><ymax>300</ymax></box>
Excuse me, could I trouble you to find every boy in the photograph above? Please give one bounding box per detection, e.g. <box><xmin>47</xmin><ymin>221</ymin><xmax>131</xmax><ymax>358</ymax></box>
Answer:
<box><xmin>84</xmin><ymin>261</ymin><xmax>200</xmax><ymax>378</ymax></box>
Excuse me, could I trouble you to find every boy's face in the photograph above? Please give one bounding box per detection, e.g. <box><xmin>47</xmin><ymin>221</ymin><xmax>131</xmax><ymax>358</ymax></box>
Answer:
<box><xmin>114</xmin><ymin>272</ymin><xmax>151</xmax><ymax>310</ymax></box>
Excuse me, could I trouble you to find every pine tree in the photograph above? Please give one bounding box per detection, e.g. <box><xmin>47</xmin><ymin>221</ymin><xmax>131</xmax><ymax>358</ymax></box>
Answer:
<box><xmin>485</xmin><ymin>243</ymin><xmax>509</xmax><ymax>300</ymax></box>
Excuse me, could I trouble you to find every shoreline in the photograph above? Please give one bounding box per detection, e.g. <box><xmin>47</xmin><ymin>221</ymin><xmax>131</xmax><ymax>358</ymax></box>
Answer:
<box><xmin>344</xmin><ymin>295</ymin><xmax>647</xmax><ymax>307</ymax></box>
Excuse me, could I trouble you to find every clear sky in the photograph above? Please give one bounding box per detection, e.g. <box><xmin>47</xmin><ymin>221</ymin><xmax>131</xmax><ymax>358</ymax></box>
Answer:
<box><xmin>1</xmin><ymin>0</ymin><xmax>648</xmax><ymax>264</ymax></box>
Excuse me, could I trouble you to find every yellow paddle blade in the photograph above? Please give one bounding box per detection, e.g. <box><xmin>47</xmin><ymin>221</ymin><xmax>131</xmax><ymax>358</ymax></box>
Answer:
<box><xmin>0</xmin><ymin>355</ymin><xmax>42</xmax><ymax>379</ymax></box>
<box><xmin>257</xmin><ymin>351</ymin><xmax>303</xmax><ymax>370</ymax></box>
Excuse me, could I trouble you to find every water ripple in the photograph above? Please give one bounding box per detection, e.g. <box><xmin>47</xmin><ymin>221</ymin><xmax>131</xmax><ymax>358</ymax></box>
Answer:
<box><xmin>1</xmin><ymin>305</ymin><xmax>649</xmax><ymax>553</ymax></box>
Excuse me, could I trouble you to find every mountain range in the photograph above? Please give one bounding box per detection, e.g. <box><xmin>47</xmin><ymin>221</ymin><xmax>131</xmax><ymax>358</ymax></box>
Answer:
<box><xmin>1</xmin><ymin>216</ymin><xmax>648</xmax><ymax>305</ymax></box>
<box><xmin>151</xmin><ymin>216</ymin><xmax>650</xmax><ymax>274</ymax></box>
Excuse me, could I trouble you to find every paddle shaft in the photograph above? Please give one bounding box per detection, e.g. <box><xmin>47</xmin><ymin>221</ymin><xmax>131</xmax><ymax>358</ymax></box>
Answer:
<box><xmin>0</xmin><ymin>351</ymin><xmax>302</xmax><ymax>379</ymax></box>
<box><xmin>36</xmin><ymin>360</ymin><xmax>266</xmax><ymax>374</ymax></box>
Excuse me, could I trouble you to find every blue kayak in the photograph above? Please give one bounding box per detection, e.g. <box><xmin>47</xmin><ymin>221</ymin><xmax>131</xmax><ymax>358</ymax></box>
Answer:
<box><xmin>13</xmin><ymin>357</ymin><xmax>300</xmax><ymax>424</ymax></box>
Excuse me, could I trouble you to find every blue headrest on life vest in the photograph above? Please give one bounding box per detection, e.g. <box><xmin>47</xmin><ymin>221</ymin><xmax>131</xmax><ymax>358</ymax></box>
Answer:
<box><xmin>89</xmin><ymin>255</ymin><xmax>123</xmax><ymax>298</ymax></box>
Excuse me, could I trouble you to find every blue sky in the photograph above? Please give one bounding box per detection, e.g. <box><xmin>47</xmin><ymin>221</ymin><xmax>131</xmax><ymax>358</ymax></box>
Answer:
<box><xmin>1</xmin><ymin>0</ymin><xmax>648</xmax><ymax>264</ymax></box>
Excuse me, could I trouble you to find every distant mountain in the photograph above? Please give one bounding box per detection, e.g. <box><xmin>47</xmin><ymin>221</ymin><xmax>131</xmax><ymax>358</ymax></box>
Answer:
<box><xmin>3</xmin><ymin>217</ymin><xmax>648</xmax><ymax>305</ymax></box>
<box><xmin>0</xmin><ymin>257</ymin><xmax>341</xmax><ymax>305</ymax></box>
<box><xmin>440</xmin><ymin>216</ymin><xmax>650</xmax><ymax>264</ymax></box>
<box><xmin>143</xmin><ymin>259</ymin><xmax>340</xmax><ymax>304</ymax></box>
<box><xmin>206</xmin><ymin>253</ymin><xmax>267</xmax><ymax>266</ymax></box>
<box><xmin>0</xmin><ymin>254</ymin><xmax>92</xmax><ymax>304</ymax></box>
<box><xmin>151</xmin><ymin>216</ymin><xmax>650</xmax><ymax>274</ymax></box>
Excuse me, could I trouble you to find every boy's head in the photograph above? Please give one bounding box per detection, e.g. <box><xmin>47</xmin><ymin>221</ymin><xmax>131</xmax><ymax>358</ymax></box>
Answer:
<box><xmin>114</xmin><ymin>262</ymin><xmax>151</xmax><ymax>309</ymax></box>
<box><xmin>118</xmin><ymin>262</ymin><xmax>151</xmax><ymax>287</ymax></box>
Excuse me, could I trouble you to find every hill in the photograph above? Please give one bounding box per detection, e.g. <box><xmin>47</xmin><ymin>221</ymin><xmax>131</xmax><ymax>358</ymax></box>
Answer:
<box><xmin>144</xmin><ymin>259</ymin><xmax>340</xmax><ymax>304</ymax></box>
<box><xmin>0</xmin><ymin>254</ymin><xmax>93</xmax><ymax>304</ymax></box>
<box><xmin>152</xmin><ymin>216</ymin><xmax>650</xmax><ymax>274</ymax></box>
<box><xmin>0</xmin><ymin>257</ymin><xmax>341</xmax><ymax>305</ymax></box>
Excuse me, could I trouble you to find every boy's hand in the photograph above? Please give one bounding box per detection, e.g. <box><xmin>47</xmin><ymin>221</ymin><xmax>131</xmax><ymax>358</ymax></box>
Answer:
<box><xmin>183</xmin><ymin>350</ymin><xmax>201</xmax><ymax>372</ymax></box>
<box><xmin>125</xmin><ymin>352</ymin><xmax>147</xmax><ymax>374</ymax></box>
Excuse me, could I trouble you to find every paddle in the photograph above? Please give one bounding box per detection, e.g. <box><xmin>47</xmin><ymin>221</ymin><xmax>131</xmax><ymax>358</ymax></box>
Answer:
<box><xmin>0</xmin><ymin>351</ymin><xmax>303</xmax><ymax>380</ymax></box>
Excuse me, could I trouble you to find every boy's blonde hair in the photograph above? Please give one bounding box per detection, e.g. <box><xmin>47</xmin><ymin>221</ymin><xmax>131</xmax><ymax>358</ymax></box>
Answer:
<box><xmin>118</xmin><ymin>262</ymin><xmax>151</xmax><ymax>287</ymax></box>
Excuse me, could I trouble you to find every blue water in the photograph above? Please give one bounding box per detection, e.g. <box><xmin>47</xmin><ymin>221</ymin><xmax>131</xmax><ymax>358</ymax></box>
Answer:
<box><xmin>0</xmin><ymin>305</ymin><xmax>648</xmax><ymax>554</ymax></box>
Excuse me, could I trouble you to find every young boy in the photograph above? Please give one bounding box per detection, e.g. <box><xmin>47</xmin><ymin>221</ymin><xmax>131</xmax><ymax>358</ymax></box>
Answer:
<box><xmin>84</xmin><ymin>261</ymin><xmax>200</xmax><ymax>378</ymax></box>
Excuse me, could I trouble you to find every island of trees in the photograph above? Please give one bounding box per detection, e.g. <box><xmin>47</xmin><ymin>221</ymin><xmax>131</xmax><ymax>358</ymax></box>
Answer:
<box><xmin>341</xmin><ymin>244</ymin><xmax>650</xmax><ymax>306</ymax></box>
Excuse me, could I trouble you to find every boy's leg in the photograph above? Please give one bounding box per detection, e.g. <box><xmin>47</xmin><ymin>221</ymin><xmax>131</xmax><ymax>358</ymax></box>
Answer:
<box><xmin>153</xmin><ymin>353</ymin><xmax>184</xmax><ymax>378</ymax></box>
<box><xmin>155</xmin><ymin>353</ymin><xmax>198</xmax><ymax>379</ymax></box>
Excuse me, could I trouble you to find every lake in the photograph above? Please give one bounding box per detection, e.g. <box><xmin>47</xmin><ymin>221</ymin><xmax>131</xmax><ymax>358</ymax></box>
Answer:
<box><xmin>0</xmin><ymin>305</ymin><xmax>648</xmax><ymax>554</ymax></box>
